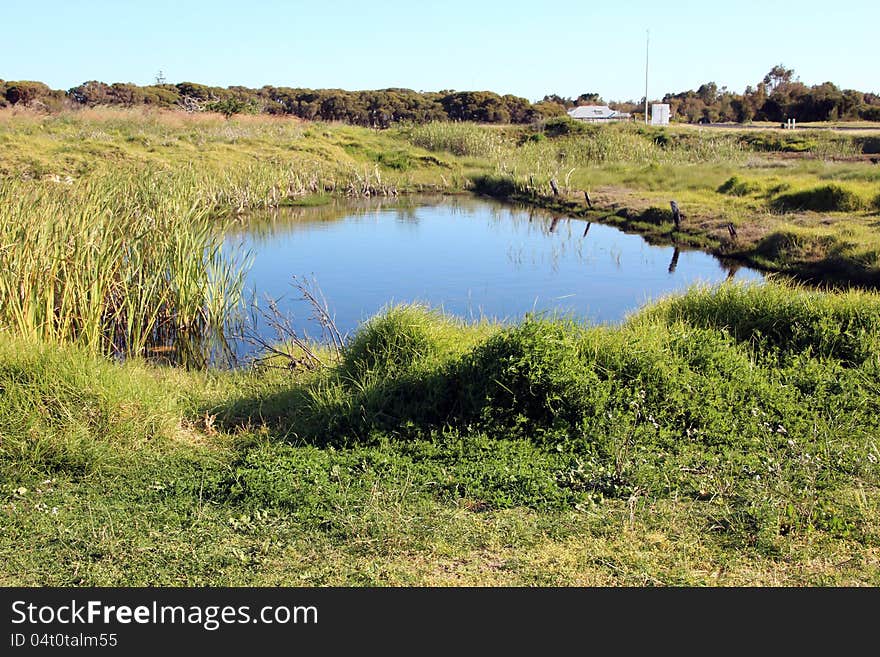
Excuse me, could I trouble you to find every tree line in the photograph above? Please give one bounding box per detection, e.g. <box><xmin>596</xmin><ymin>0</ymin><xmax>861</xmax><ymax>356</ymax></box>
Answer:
<box><xmin>0</xmin><ymin>79</ymin><xmax>562</xmax><ymax>126</ymax></box>
<box><xmin>659</xmin><ymin>66</ymin><xmax>880</xmax><ymax>123</ymax></box>
<box><xmin>1</xmin><ymin>65</ymin><xmax>878</xmax><ymax>125</ymax></box>
<box><xmin>536</xmin><ymin>66</ymin><xmax>880</xmax><ymax>124</ymax></box>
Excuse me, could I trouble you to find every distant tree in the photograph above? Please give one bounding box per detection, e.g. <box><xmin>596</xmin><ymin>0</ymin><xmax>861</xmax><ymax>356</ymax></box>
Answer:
<box><xmin>532</xmin><ymin>100</ymin><xmax>567</xmax><ymax>118</ymax></box>
<box><xmin>805</xmin><ymin>82</ymin><xmax>844</xmax><ymax>121</ymax></box>
<box><xmin>205</xmin><ymin>96</ymin><xmax>259</xmax><ymax>119</ymax></box>
<box><xmin>175</xmin><ymin>82</ymin><xmax>215</xmax><ymax>101</ymax></box>
<box><xmin>542</xmin><ymin>94</ymin><xmax>574</xmax><ymax>108</ymax></box>
<box><xmin>680</xmin><ymin>95</ymin><xmax>706</xmax><ymax>123</ymax></box>
<box><xmin>576</xmin><ymin>92</ymin><xmax>603</xmax><ymax>105</ymax></box>
<box><xmin>109</xmin><ymin>82</ymin><xmax>147</xmax><ymax>106</ymax></box>
<box><xmin>840</xmin><ymin>89</ymin><xmax>864</xmax><ymax>119</ymax></box>
<box><xmin>140</xmin><ymin>85</ymin><xmax>180</xmax><ymax>107</ymax></box>
<box><xmin>697</xmin><ymin>82</ymin><xmax>719</xmax><ymax>105</ymax></box>
<box><xmin>68</xmin><ymin>80</ymin><xmax>112</xmax><ymax>105</ymax></box>
<box><xmin>609</xmin><ymin>100</ymin><xmax>640</xmax><ymax>116</ymax></box>
<box><xmin>5</xmin><ymin>81</ymin><xmax>51</xmax><ymax>106</ymax></box>
<box><xmin>3</xmin><ymin>69</ymin><xmax>876</xmax><ymax>126</ymax></box>
<box><xmin>763</xmin><ymin>64</ymin><xmax>796</xmax><ymax>93</ymax></box>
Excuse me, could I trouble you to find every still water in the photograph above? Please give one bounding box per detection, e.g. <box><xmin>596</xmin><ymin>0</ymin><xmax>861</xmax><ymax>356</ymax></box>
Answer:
<box><xmin>226</xmin><ymin>195</ymin><xmax>762</xmax><ymax>357</ymax></box>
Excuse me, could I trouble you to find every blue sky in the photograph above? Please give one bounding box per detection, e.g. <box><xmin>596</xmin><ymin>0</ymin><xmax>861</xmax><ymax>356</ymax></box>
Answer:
<box><xmin>4</xmin><ymin>1</ymin><xmax>878</xmax><ymax>101</ymax></box>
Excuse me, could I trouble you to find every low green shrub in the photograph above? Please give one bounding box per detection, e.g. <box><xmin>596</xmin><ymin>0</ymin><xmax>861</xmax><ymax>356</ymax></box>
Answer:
<box><xmin>541</xmin><ymin>116</ymin><xmax>592</xmax><ymax>138</ymax></box>
<box><xmin>469</xmin><ymin>173</ymin><xmax>521</xmax><ymax>198</ymax></box>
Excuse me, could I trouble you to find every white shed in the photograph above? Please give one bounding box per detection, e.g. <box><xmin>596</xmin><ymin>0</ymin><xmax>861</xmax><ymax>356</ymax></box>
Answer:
<box><xmin>651</xmin><ymin>104</ymin><xmax>671</xmax><ymax>126</ymax></box>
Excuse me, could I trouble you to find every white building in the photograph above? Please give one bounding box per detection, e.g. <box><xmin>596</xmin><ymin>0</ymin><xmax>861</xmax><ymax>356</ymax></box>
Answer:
<box><xmin>567</xmin><ymin>105</ymin><xmax>632</xmax><ymax>123</ymax></box>
<box><xmin>651</xmin><ymin>103</ymin><xmax>671</xmax><ymax>126</ymax></box>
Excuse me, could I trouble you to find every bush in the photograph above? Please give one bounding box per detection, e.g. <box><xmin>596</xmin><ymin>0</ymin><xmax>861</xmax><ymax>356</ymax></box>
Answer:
<box><xmin>638</xmin><ymin>206</ymin><xmax>675</xmax><ymax>224</ymax></box>
<box><xmin>450</xmin><ymin>318</ymin><xmax>596</xmax><ymax>432</ymax></box>
<box><xmin>541</xmin><ymin>116</ymin><xmax>591</xmax><ymax>137</ymax></box>
<box><xmin>469</xmin><ymin>173</ymin><xmax>520</xmax><ymax>198</ymax></box>
<box><xmin>205</xmin><ymin>97</ymin><xmax>259</xmax><ymax>118</ymax></box>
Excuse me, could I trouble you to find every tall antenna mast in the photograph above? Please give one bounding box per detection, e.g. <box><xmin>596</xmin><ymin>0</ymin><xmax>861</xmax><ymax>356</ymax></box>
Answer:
<box><xmin>644</xmin><ymin>29</ymin><xmax>650</xmax><ymax>125</ymax></box>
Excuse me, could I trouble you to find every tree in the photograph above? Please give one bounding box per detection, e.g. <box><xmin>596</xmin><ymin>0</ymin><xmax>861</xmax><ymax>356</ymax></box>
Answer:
<box><xmin>576</xmin><ymin>92</ymin><xmax>603</xmax><ymax>105</ymax></box>
<box><xmin>763</xmin><ymin>64</ymin><xmax>795</xmax><ymax>93</ymax></box>
<box><xmin>206</xmin><ymin>97</ymin><xmax>258</xmax><ymax>119</ymax></box>
<box><xmin>68</xmin><ymin>81</ymin><xmax>112</xmax><ymax>105</ymax></box>
<box><xmin>542</xmin><ymin>94</ymin><xmax>574</xmax><ymax>108</ymax></box>
<box><xmin>697</xmin><ymin>82</ymin><xmax>719</xmax><ymax>105</ymax></box>
<box><xmin>5</xmin><ymin>81</ymin><xmax>51</xmax><ymax>106</ymax></box>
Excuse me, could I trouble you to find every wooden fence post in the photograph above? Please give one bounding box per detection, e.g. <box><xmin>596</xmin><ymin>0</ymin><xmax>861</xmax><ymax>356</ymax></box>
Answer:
<box><xmin>670</xmin><ymin>201</ymin><xmax>682</xmax><ymax>230</ymax></box>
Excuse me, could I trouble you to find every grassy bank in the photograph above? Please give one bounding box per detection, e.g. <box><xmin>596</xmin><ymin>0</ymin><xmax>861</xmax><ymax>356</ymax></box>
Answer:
<box><xmin>4</xmin><ymin>108</ymin><xmax>877</xmax><ymax>284</ymax></box>
<box><xmin>1</xmin><ymin>284</ymin><xmax>878</xmax><ymax>585</ymax></box>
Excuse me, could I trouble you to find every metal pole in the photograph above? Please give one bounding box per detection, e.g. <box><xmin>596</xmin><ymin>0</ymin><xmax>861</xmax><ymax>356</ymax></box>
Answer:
<box><xmin>644</xmin><ymin>29</ymin><xmax>650</xmax><ymax>125</ymax></box>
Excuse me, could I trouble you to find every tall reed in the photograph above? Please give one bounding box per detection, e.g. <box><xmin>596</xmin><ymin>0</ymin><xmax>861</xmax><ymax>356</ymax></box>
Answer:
<box><xmin>0</xmin><ymin>170</ymin><xmax>245</xmax><ymax>366</ymax></box>
<box><xmin>404</xmin><ymin>121</ymin><xmax>510</xmax><ymax>158</ymax></box>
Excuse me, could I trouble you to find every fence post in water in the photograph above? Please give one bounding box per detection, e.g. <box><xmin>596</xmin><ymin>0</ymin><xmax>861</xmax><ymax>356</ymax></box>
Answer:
<box><xmin>670</xmin><ymin>201</ymin><xmax>682</xmax><ymax>230</ymax></box>
<box><xmin>668</xmin><ymin>247</ymin><xmax>680</xmax><ymax>273</ymax></box>
<box><xmin>550</xmin><ymin>178</ymin><xmax>560</xmax><ymax>196</ymax></box>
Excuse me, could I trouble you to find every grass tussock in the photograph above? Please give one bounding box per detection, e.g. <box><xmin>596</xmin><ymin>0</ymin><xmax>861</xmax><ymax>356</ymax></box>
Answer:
<box><xmin>718</xmin><ymin>175</ymin><xmax>764</xmax><ymax>196</ymax></box>
<box><xmin>641</xmin><ymin>282</ymin><xmax>880</xmax><ymax>363</ymax></box>
<box><xmin>771</xmin><ymin>183</ymin><xmax>868</xmax><ymax>213</ymax></box>
<box><xmin>0</xmin><ymin>337</ymin><xmax>194</xmax><ymax>475</ymax></box>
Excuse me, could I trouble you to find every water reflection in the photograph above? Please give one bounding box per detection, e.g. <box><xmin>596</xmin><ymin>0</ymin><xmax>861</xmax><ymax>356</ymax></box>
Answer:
<box><xmin>227</xmin><ymin>195</ymin><xmax>764</xmax><ymax>359</ymax></box>
<box><xmin>668</xmin><ymin>247</ymin><xmax>680</xmax><ymax>274</ymax></box>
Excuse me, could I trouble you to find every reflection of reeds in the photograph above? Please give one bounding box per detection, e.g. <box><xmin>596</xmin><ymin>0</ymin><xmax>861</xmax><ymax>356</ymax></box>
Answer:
<box><xmin>0</xmin><ymin>170</ymin><xmax>246</xmax><ymax>366</ymax></box>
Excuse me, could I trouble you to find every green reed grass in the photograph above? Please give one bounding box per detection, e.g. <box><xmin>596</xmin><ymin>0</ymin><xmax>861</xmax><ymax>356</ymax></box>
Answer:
<box><xmin>0</xmin><ymin>170</ymin><xmax>245</xmax><ymax>365</ymax></box>
<box><xmin>403</xmin><ymin>121</ymin><xmax>510</xmax><ymax>159</ymax></box>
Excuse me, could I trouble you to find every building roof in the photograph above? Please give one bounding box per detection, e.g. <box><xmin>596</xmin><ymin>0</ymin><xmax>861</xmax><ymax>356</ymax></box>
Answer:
<box><xmin>567</xmin><ymin>105</ymin><xmax>621</xmax><ymax>120</ymax></box>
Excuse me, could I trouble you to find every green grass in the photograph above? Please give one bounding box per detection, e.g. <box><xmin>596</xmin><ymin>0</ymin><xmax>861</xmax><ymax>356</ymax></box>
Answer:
<box><xmin>2</xmin><ymin>109</ymin><xmax>880</xmax><ymax>585</ymax></box>
<box><xmin>2</xmin><ymin>284</ymin><xmax>879</xmax><ymax>585</ymax></box>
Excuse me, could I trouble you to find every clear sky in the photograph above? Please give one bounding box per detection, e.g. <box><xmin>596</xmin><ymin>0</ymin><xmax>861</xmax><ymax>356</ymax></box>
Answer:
<box><xmin>3</xmin><ymin>0</ymin><xmax>878</xmax><ymax>101</ymax></box>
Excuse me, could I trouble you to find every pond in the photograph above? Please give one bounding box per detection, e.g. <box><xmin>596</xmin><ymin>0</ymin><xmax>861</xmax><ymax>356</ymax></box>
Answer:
<box><xmin>225</xmin><ymin>195</ymin><xmax>763</xmax><ymax>360</ymax></box>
